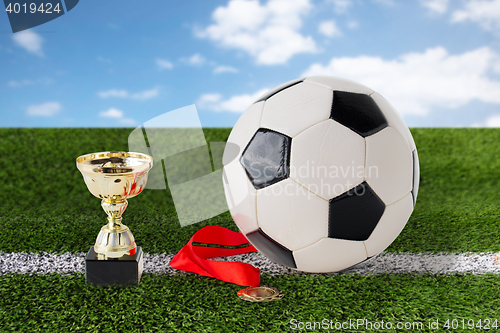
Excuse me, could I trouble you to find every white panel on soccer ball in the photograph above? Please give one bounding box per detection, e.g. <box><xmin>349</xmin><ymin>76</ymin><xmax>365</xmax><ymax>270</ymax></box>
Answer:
<box><xmin>260</xmin><ymin>82</ymin><xmax>332</xmax><ymax>138</ymax></box>
<box><xmin>223</xmin><ymin>101</ymin><xmax>264</xmax><ymax>164</ymax></box>
<box><xmin>290</xmin><ymin>119</ymin><xmax>365</xmax><ymax>200</ymax></box>
<box><xmin>293</xmin><ymin>238</ymin><xmax>367</xmax><ymax>273</ymax></box>
<box><xmin>365</xmin><ymin>127</ymin><xmax>413</xmax><ymax>205</ymax></box>
<box><xmin>364</xmin><ymin>192</ymin><xmax>413</xmax><ymax>257</ymax></box>
<box><xmin>257</xmin><ymin>179</ymin><xmax>329</xmax><ymax>251</ymax></box>
<box><xmin>304</xmin><ymin>76</ymin><xmax>374</xmax><ymax>95</ymax></box>
<box><xmin>412</xmin><ymin>148</ymin><xmax>420</xmax><ymax>204</ymax></box>
<box><xmin>223</xmin><ymin>161</ymin><xmax>258</xmax><ymax>235</ymax></box>
<box><xmin>371</xmin><ymin>92</ymin><xmax>416</xmax><ymax>151</ymax></box>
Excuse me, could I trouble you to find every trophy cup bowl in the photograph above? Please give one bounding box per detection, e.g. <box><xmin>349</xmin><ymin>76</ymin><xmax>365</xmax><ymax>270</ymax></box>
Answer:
<box><xmin>76</xmin><ymin>151</ymin><xmax>153</xmax><ymax>285</ymax></box>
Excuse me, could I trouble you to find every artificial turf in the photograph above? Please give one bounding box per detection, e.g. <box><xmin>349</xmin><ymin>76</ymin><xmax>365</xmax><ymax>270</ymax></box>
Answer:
<box><xmin>1</xmin><ymin>128</ymin><xmax>500</xmax><ymax>332</ymax></box>
<box><xmin>0</xmin><ymin>128</ymin><xmax>500</xmax><ymax>254</ymax></box>
<box><xmin>1</xmin><ymin>272</ymin><xmax>499</xmax><ymax>332</ymax></box>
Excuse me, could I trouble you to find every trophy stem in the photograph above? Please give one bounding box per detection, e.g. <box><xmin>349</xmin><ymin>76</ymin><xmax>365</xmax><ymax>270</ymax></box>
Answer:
<box><xmin>93</xmin><ymin>198</ymin><xmax>137</xmax><ymax>259</ymax></box>
<box><xmin>101</xmin><ymin>198</ymin><xmax>128</xmax><ymax>225</ymax></box>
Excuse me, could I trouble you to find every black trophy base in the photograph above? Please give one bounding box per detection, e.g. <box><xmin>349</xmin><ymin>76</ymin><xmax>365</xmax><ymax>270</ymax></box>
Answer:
<box><xmin>85</xmin><ymin>246</ymin><xmax>143</xmax><ymax>286</ymax></box>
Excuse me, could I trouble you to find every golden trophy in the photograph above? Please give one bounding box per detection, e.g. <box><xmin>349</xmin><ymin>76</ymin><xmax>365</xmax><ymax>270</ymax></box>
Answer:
<box><xmin>76</xmin><ymin>151</ymin><xmax>153</xmax><ymax>285</ymax></box>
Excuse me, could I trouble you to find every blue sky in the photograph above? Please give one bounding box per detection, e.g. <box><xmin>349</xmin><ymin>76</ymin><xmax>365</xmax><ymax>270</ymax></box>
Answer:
<box><xmin>1</xmin><ymin>0</ymin><xmax>500</xmax><ymax>128</ymax></box>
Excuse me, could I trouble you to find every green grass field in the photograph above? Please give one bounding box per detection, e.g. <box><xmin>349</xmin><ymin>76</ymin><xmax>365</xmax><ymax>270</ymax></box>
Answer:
<box><xmin>1</xmin><ymin>128</ymin><xmax>500</xmax><ymax>332</ymax></box>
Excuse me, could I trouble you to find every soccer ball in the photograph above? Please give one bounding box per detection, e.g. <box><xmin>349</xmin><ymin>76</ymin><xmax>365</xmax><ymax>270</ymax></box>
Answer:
<box><xmin>222</xmin><ymin>76</ymin><xmax>419</xmax><ymax>273</ymax></box>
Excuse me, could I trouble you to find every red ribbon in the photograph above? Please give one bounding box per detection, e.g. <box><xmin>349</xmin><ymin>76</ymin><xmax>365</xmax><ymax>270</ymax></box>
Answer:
<box><xmin>170</xmin><ymin>226</ymin><xmax>260</xmax><ymax>287</ymax></box>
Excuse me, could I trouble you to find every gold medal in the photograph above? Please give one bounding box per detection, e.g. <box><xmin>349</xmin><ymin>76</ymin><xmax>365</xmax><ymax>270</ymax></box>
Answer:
<box><xmin>237</xmin><ymin>286</ymin><xmax>284</xmax><ymax>302</ymax></box>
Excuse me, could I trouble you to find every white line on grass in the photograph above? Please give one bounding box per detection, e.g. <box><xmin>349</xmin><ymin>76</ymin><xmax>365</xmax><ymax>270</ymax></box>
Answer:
<box><xmin>1</xmin><ymin>252</ymin><xmax>500</xmax><ymax>276</ymax></box>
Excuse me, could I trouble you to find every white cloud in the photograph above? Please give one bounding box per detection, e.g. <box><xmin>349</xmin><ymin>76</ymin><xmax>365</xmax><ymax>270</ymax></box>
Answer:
<box><xmin>8</xmin><ymin>79</ymin><xmax>34</xmax><ymax>87</ymax></box>
<box><xmin>12</xmin><ymin>31</ymin><xmax>43</xmax><ymax>56</ymax></box>
<box><xmin>373</xmin><ymin>0</ymin><xmax>395</xmax><ymax>6</ymax></box>
<box><xmin>156</xmin><ymin>58</ymin><xmax>174</xmax><ymax>70</ymax></box>
<box><xmin>473</xmin><ymin>114</ymin><xmax>500</xmax><ymax>127</ymax></box>
<box><xmin>329</xmin><ymin>0</ymin><xmax>391</xmax><ymax>12</ymax></box>
<box><xmin>302</xmin><ymin>46</ymin><xmax>500</xmax><ymax>116</ymax></box>
<box><xmin>97</xmin><ymin>56</ymin><xmax>112</xmax><ymax>63</ymax></box>
<box><xmin>97</xmin><ymin>87</ymin><xmax>159</xmax><ymax>100</ymax></box>
<box><xmin>451</xmin><ymin>0</ymin><xmax>500</xmax><ymax>31</ymax></box>
<box><xmin>8</xmin><ymin>78</ymin><xmax>53</xmax><ymax>87</ymax></box>
<box><xmin>484</xmin><ymin>114</ymin><xmax>500</xmax><ymax>127</ymax></box>
<box><xmin>98</xmin><ymin>89</ymin><xmax>128</xmax><ymax>98</ymax></box>
<box><xmin>99</xmin><ymin>108</ymin><xmax>123</xmax><ymax>118</ymax></box>
<box><xmin>131</xmin><ymin>88</ymin><xmax>160</xmax><ymax>100</ymax></box>
<box><xmin>198</xmin><ymin>88</ymin><xmax>268</xmax><ymax>112</ymax></box>
<box><xmin>197</xmin><ymin>0</ymin><xmax>317</xmax><ymax>65</ymax></box>
<box><xmin>182</xmin><ymin>53</ymin><xmax>206</xmax><ymax>66</ymax></box>
<box><xmin>318</xmin><ymin>20</ymin><xmax>341</xmax><ymax>37</ymax></box>
<box><xmin>420</xmin><ymin>0</ymin><xmax>449</xmax><ymax>14</ymax></box>
<box><xmin>198</xmin><ymin>93</ymin><xmax>223</xmax><ymax>104</ymax></box>
<box><xmin>213</xmin><ymin>65</ymin><xmax>239</xmax><ymax>74</ymax></box>
<box><xmin>327</xmin><ymin>0</ymin><xmax>353</xmax><ymax>13</ymax></box>
<box><xmin>347</xmin><ymin>20</ymin><xmax>359</xmax><ymax>29</ymax></box>
<box><xmin>99</xmin><ymin>108</ymin><xmax>136</xmax><ymax>125</ymax></box>
<box><xmin>26</xmin><ymin>102</ymin><xmax>61</xmax><ymax>117</ymax></box>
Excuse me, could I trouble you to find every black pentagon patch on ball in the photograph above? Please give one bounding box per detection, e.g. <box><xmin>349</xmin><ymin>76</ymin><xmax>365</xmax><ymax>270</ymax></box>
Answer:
<box><xmin>240</xmin><ymin>128</ymin><xmax>291</xmax><ymax>190</ymax></box>
<box><xmin>246</xmin><ymin>228</ymin><xmax>297</xmax><ymax>269</ymax></box>
<box><xmin>331</xmin><ymin>91</ymin><xmax>388</xmax><ymax>137</ymax></box>
<box><xmin>254</xmin><ymin>78</ymin><xmax>304</xmax><ymax>103</ymax></box>
<box><xmin>329</xmin><ymin>182</ymin><xmax>386</xmax><ymax>241</ymax></box>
